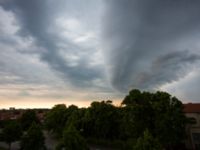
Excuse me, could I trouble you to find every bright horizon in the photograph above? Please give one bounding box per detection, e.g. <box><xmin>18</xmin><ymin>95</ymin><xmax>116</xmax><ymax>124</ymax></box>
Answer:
<box><xmin>0</xmin><ymin>98</ymin><xmax>122</xmax><ymax>109</ymax></box>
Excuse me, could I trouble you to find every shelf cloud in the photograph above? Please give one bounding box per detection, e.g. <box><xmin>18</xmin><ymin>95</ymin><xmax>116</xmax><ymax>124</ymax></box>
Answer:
<box><xmin>0</xmin><ymin>0</ymin><xmax>200</xmax><ymax>107</ymax></box>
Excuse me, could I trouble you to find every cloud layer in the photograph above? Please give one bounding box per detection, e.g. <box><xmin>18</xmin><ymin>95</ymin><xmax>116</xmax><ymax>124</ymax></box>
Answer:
<box><xmin>102</xmin><ymin>0</ymin><xmax>200</xmax><ymax>92</ymax></box>
<box><xmin>2</xmin><ymin>0</ymin><xmax>106</xmax><ymax>89</ymax></box>
<box><xmin>1</xmin><ymin>0</ymin><xmax>200</xmax><ymax>107</ymax></box>
<box><xmin>0</xmin><ymin>0</ymin><xmax>119</xmax><ymax>108</ymax></box>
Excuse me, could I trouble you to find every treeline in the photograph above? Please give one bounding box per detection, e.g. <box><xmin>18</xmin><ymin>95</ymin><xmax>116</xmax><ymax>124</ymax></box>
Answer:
<box><xmin>0</xmin><ymin>89</ymin><xmax>190</xmax><ymax>150</ymax></box>
<box><xmin>45</xmin><ymin>89</ymin><xmax>188</xmax><ymax>150</ymax></box>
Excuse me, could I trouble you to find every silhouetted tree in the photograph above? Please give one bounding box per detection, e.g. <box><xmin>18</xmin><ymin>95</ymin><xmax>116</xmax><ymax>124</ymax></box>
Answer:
<box><xmin>20</xmin><ymin>110</ymin><xmax>40</xmax><ymax>131</ymax></box>
<box><xmin>122</xmin><ymin>89</ymin><xmax>142</xmax><ymax>106</ymax></box>
<box><xmin>20</xmin><ymin>122</ymin><xmax>46</xmax><ymax>150</ymax></box>
<box><xmin>42</xmin><ymin>89</ymin><xmax>187</xmax><ymax>150</ymax></box>
<box><xmin>44</xmin><ymin>104</ymin><xmax>67</xmax><ymax>137</ymax></box>
<box><xmin>121</xmin><ymin>89</ymin><xmax>187</xmax><ymax>149</ymax></box>
<box><xmin>82</xmin><ymin>101</ymin><xmax>120</xmax><ymax>139</ymax></box>
<box><xmin>152</xmin><ymin>92</ymin><xmax>187</xmax><ymax>149</ymax></box>
<box><xmin>56</xmin><ymin>124</ymin><xmax>88</xmax><ymax>150</ymax></box>
<box><xmin>133</xmin><ymin>129</ymin><xmax>162</xmax><ymax>150</ymax></box>
<box><xmin>2</xmin><ymin>121</ymin><xmax>22</xmax><ymax>150</ymax></box>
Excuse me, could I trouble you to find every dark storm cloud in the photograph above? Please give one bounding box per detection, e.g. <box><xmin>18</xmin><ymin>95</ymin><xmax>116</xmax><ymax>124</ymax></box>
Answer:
<box><xmin>1</xmin><ymin>0</ymin><xmax>104</xmax><ymax>88</ymax></box>
<box><xmin>135</xmin><ymin>50</ymin><xmax>200</xmax><ymax>89</ymax></box>
<box><xmin>103</xmin><ymin>0</ymin><xmax>200</xmax><ymax>91</ymax></box>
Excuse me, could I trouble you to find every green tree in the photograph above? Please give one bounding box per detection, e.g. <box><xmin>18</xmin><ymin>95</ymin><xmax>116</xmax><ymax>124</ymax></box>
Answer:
<box><xmin>65</xmin><ymin>106</ymin><xmax>86</xmax><ymax>135</ymax></box>
<box><xmin>20</xmin><ymin>110</ymin><xmax>40</xmax><ymax>131</ymax></box>
<box><xmin>82</xmin><ymin>101</ymin><xmax>120</xmax><ymax>139</ymax></box>
<box><xmin>152</xmin><ymin>92</ymin><xmax>187</xmax><ymax>148</ymax></box>
<box><xmin>121</xmin><ymin>89</ymin><xmax>187</xmax><ymax>149</ymax></box>
<box><xmin>120</xmin><ymin>90</ymin><xmax>154</xmax><ymax>139</ymax></box>
<box><xmin>44</xmin><ymin>104</ymin><xmax>67</xmax><ymax>137</ymax></box>
<box><xmin>2</xmin><ymin>121</ymin><xmax>22</xmax><ymax>150</ymax></box>
<box><xmin>122</xmin><ymin>89</ymin><xmax>142</xmax><ymax>106</ymax></box>
<box><xmin>56</xmin><ymin>124</ymin><xmax>88</xmax><ymax>150</ymax></box>
<box><xmin>65</xmin><ymin>105</ymin><xmax>79</xmax><ymax>127</ymax></box>
<box><xmin>20</xmin><ymin>123</ymin><xmax>46</xmax><ymax>150</ymax></box>
<box><xmin>133</xmin><ymin>129</ymin><xmax>162</xmax><ymax>150</ymax></box>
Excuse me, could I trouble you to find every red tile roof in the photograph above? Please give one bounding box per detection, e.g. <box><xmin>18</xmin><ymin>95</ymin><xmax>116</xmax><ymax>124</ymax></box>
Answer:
<box><xmin>183</xmin><ymin>103</ymin><xmax>200</xmax><ymax>113</ymax></box>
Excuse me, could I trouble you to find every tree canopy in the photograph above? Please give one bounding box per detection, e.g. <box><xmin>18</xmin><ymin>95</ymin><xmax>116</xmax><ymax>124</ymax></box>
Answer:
<box><xmin>1</xmin><ymin>120</ymin><xmax>22</xmax><ymax>150</ymax></box>
<box><xmin>44</xmin><ymin>104</ymin><xmax>67</xmax><ymax>137</ymax></box>
<box><xmin>43</xmin><ymin>90</ymin><xmax>187</xmax><ymax>149</ymax></box>
<box><xmin>133</xmin><ymin>129</ymin><xmax>162</xmax><ymax>150</ymax></box>
<box><xmin>20</xmin><ymin>122</ymin><xmax>46</xmax><ymax>150</ymax></box>
<box><xmin>56</xmin><ymin>124</ymin><xmax>89</xmax><ymax>150</ymax></box>
<box><xmin>121</xmin><ymin>89</ymin><xmax>187</xmax><ymax>148</ymax></box>
<box><xmin>19</xmin><ymin>110</ymin><xmax>40</xmax><ymax>131</ymax></box>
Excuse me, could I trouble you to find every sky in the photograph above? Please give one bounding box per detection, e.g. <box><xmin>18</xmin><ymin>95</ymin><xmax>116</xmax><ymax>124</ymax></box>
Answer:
<box><xmin>0</xmin><ymin>0</ymin><xmax>200</xmax><ymax>108</ymax></box>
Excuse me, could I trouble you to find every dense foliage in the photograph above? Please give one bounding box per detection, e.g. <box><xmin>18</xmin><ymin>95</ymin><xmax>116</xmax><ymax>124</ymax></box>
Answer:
<box><xmin>56</xmin><ymin>124</ymin><xmax>89</xmax><ymax>150</ymax></box>
<box><xmin>1</xmin><ymin>120</ymin><xmax>22</xmax><ymax>150</ymax></box>
<box><xmin>121</xmin><ymin>89</ymin><xmax>187</xmax><ymax>148</ymax></box>
<box><xmin>20</xmin><ymin>123</ymin><xmax>46</xmax><ymax>150</ymax></box>
<box><xmin>19</xmin><ymin>110</ymin><xmax>40</xmax><ymax>131</ymax></box>
<box><xmin>133</xmin><ymin>129</ymin><xmax>162</xmax><ymax>150</ymax></box>
<box><xmin>0</xmin><ymin>89</ymin><xmax>189</xmax><ymax>150</ymax></box>
<box><xmin>44</xmin><ymin>89</ymin><xmax>187</xmax><ymax>150</ymax></box>
<box><xmin>44</xmin><ymin>104</ymin><xmax>67</xmax><ymax>137</ymax></box>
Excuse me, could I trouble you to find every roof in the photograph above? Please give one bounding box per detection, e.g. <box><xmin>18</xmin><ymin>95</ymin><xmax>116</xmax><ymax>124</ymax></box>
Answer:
<box><xmin>183</xmin><ymin>103</ymin><xmax>200</xmax><ymax>113</ymax></box>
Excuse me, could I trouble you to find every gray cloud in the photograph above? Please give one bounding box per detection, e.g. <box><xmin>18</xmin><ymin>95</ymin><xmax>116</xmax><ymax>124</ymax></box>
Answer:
<box><xmin>102</xmin><ymin>0</ymin><xmax>200</xmax><ymax>91</ymax></box>
<box><xmin>1</xmin><ymin>0</ymin><xmax>200</xmax><ymax>105</ymax></box>
<box><xmin>162</xmin><ymin>69</ymin><xmax>200</xmax><ymax>102</ymax></box>
<box><xmin>1</xmin><ymin>0</ymin><xmax>105</xmax><ymax>89</ymax></box>
<box><xmin>135</xmin><ymin>50</ymin><xmax>200</xmax><ymax>89</ymax></box>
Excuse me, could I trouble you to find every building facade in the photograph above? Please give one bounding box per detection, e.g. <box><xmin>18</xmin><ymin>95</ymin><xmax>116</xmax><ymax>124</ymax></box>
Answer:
<box><xmin>184</xmin><ymin>103</ymin><xmax>200</xmax><ymax>150</ymax></box>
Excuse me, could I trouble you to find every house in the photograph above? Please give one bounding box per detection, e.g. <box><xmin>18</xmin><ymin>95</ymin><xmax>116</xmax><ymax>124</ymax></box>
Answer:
<box><xmin>184</xmin><ymin>103</ymin><xmax>200</xmax><ymax>150</ymax></box>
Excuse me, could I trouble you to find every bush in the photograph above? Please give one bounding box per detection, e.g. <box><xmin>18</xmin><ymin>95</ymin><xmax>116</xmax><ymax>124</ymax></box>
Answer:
<box><xmin>133</xmin><ymin>129</ymin><xmax>162</xmax><ymax>150</ymax></box>
<box><xmin>56</xmin><ymin>124</ymin><xmax>89</xmax><ymax>150</ymax></box>
<box><xmin>20</xmin><ymin>123</ymin><xmax>46</xmax><ymax>150</ymax></box>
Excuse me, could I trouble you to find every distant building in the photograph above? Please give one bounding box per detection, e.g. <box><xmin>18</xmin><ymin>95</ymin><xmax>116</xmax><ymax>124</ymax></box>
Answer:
<box><xmin>184</xmin><ymin>103</ymin><xmax>200</xmax><ymax>150</ymax></box>
<box><xmin>0</xmin><ymin>109</ymin><xmax>49</xmax><ymax>122</ymax></box>
<box><xmin>9</xmin><ymin>107</ymin><xmax>15</xmax><ymax>110</ymax></box>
